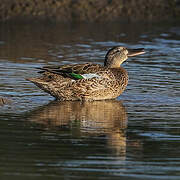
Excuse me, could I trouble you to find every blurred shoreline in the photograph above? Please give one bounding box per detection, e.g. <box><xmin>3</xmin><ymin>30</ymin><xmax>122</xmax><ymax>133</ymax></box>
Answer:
<box><xmin>0</xmin><ymin>0</ymin><xmax>180</xmax><ymax>22</ymax></box>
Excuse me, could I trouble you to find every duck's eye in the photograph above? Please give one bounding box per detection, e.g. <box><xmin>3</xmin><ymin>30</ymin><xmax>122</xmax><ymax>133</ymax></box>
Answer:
<box><xmin>48</xmin><ymin>75</ymin><xmax>52</xmax><ymax>79</ymax></box>
<box><xmin>113</xmin><ymin>50</ymin><xmax>120</xmax><ymax>55</ymax></box>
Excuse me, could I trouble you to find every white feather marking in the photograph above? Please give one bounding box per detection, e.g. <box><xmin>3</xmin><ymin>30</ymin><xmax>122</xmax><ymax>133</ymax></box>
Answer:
<box><xmin>81</xmin><ymin>73</ymin><xmax>101</xmax><ymax>79</ymax></box>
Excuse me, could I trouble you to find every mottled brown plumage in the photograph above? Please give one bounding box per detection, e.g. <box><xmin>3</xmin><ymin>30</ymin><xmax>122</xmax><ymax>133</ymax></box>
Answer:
<box><xmin>27</xmin><ymin>46</ymin><xmax>145</xmax><ymax>101</ymax></box>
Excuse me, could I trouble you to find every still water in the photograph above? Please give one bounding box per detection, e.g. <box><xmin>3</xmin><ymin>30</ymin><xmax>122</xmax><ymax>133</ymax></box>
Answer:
<box><xmin>0</xmin><ymin>21</ymin><xmax>180</xmax><ymax>180</ymax></box>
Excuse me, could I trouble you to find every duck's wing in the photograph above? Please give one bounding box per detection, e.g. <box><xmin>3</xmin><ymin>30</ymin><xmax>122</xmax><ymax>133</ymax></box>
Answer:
<box><xmin>38</xmin><ymin>63</ymin><xmax>104</xmax><ymax>80</ymax></box>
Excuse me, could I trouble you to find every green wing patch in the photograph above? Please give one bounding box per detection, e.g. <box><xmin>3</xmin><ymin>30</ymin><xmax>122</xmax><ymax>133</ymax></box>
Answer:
<box><xmin>69</xmin><ymin>72</ymin><xmax>84</xmax><ymax>79</ymax></box>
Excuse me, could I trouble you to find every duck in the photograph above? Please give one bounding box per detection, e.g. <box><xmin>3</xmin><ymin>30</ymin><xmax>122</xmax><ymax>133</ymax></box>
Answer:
<box><xmin>27</xmin><ymin>46</ymin><xmax>145</xmax><ymax>101</ymax></box>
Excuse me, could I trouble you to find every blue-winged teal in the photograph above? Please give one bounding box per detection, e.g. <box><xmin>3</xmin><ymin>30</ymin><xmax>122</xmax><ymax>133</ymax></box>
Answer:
<box><xmin>27</xmin><ymin>46</ymin><xmax>145</xmax><ymax>101</ymax></box>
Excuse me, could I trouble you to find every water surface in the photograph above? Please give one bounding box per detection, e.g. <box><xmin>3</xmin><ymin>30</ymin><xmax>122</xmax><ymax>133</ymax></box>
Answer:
<box><xmin>0</xmin><ymin>21</ymin><xmax>180</xmax><ymax>180</ymax></box>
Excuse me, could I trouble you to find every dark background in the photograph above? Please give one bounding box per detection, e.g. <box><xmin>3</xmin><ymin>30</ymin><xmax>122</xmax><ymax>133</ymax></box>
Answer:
<box><xmin>0</xmin><ymin>0</ymin><xmax>180</xmax><ymax>22</ymax></box>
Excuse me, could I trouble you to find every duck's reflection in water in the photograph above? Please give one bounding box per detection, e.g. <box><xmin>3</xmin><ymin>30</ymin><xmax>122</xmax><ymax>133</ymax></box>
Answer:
<box><xmin>28</xmin><ymin>100</ymin><xmax>128</xmax><ymax>156</ymax></box>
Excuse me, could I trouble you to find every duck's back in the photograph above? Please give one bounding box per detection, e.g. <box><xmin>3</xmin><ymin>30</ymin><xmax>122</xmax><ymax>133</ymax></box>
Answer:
<box><xmin>60</xmin><ymin>66</ymin><xmax>128</xmax><ymax>101</ymax></box>
<box><xmin>27</xmin><ymin>63</ymin><xmax>128</xmax><ymax>101</ymax></box>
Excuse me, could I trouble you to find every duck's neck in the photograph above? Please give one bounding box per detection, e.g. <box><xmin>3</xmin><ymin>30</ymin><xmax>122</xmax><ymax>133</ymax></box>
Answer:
<box><xmin>104</xmin><ymin>57</ymin><xmax>126</xmax><ymax>68</ymax></box>
<box><xmin>104</xmin><ymin>61</ymin><xmax>123</xmax><ymax>68</ymax></box>
<box><xmin>104</xmin><ymin>64</ymin><xmax>121</xmax><ymax>68</ymax></box>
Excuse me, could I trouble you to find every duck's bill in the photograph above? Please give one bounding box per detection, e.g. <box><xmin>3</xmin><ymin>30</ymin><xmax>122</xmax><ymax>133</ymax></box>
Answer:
<box><xmin>127</xmin><ymin>48</ymin><xmax>145</xmax><ymax>57</ymax></box>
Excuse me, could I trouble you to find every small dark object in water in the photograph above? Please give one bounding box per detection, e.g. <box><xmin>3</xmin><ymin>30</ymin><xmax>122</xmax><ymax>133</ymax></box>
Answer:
<box><xmin>0</xmin><ymin>97</ymin><xmax>11</xmax><ymax>106</ymax></box>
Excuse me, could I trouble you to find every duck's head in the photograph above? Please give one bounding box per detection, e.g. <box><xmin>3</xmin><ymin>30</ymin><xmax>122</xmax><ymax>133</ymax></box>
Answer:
<box><xmin>104</xmin><ymin>46</ymin><xmax>145</xmax><ymax>68</ymax></box>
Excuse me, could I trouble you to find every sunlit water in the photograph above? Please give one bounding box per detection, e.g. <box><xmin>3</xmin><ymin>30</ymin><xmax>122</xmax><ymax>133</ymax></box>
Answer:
<box><xmin>0</xmin><ymin>21</ymin><xmax>180</xmax><ymax>180</ymax></box>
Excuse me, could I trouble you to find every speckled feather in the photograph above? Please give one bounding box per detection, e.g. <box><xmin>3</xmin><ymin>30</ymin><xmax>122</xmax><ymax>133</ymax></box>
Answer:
<box><xmin>29</xmin><ymin>63</ymin><xmax>128</xmax><ymax>101</ymax></box>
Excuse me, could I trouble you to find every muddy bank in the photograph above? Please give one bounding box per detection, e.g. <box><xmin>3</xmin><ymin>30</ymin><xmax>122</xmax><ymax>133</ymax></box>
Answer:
<box><xmin>0</xmin><ymin>0</ymin><xmax>180</xmax><ymax>22</ymax></box>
